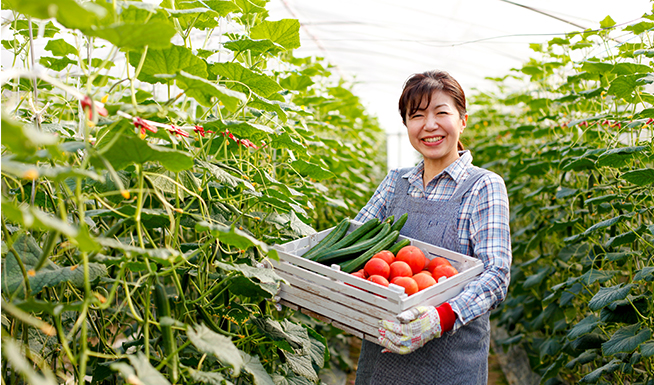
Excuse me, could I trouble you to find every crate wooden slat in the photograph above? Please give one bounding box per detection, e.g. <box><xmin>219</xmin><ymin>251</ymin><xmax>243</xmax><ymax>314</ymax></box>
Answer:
<box><xmin>270</xmin><ymin>220</ymin><xmax>484</xmax><ymax>344</ymax></box>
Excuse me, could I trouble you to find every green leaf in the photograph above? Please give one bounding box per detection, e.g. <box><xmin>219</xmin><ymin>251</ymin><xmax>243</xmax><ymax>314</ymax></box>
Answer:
<box><xmin>633</xmin><ymin>266</ymin><xmax>654</xmax><ymax>282</ymax></box>
<box><xmin>582</xmin><ymin>214</ymin><xmax>632</xmax><ymax>237</ymax></box>
<box><xmin>606</xmin><ymin>224</ymin><xmax>650</xmax><ymax>248</ymax></box>
<box><xmin>280</xmin><ymin>73</ymin><xmax>314</xmax><ymax>91</ymax></box>
<box><xmin>1</xmin><ymin>116</ymin><xmax>58</xmax><ymax>156</ymax></box>
<box><xmin>252</xmin><ymin>317</ymin><xmax>310</xmax><ymax>350</ymax></box>
<box><xmin>602</xmin><ymin>324</ymin><xmax>651</xmax><ymax>356</ymax></box>
<box><xmin>2</xmin><ymin>199</ymin><xmax>100</xmax><ymax>251</ymax></box>
<box><xmin>607</xmin><ymin>74</ymin><xmax>649</xmax><ymax>102</ymax></box>
<box><xmin>1</xmin><ymin>235</ymin><xmax>106</xmax><ymax>295</ymax></box>
<box><xmin>4</xmin><ymin>0</ymin><xmax>107</xmax><ymax>31</ymax></box>
<box><xmin>100</xmin><ymin>131</ymin><xmax>194</xmax><ymax>172</ymax></box>
<box><xmin>522</xmin><ymin>266</ymin><xmax>551</xmax><ymax>289</ymax></box>
<box><xmin>188</xmin><ymin>369</ymin><xmax>226</xmax><ymax>385</ymax></box>
<box><xmin>565</xmin><ymin>350</ymin><xmax>597</xmax><ymax>369</ymax></box>
<box><xmin>567</xmin><ymin>314</ymin><xmax>602</xmax><ymax>340</ymax></box>
<box><xmin>44</xmin><ymin>38</ymin><xmax>78</xmax><ymax>56</ymax></box>
<box><xmin>39</xmin><ymin>56</ymin><xmax>77</xmax><ymax>71</ymax></box>
<box><xmin>270</xmin><ymin>132</ymin><xmax>307</xmax><ymax>154</ymax></box>
<box><xmin>203</xmin><ymin>119</ymin><xmax>273</xmax><ymax>143</ymax></box>
<box><xmin>624</xmin><ymin>20</ymin><xmax>654</xmax><ymax>35</ymax></box>
<box><xmin>195</xmin><ymin>222</ymin><xmax>269</xmax><ymax>251</ymax></box>
<box><xmin>176</xmin><ymin>71</ymin><xmax>246</xmax><ymax>109</ymax></box>
<box><xmin>247</xmin><ymin>95</ymin><xmax>289</xmax><ymax>122</ymax></box>
<box><xmin>201</xmin><ymin>0</ymin><xmax>240</xmax><ymax>16</ymax></box>
<box><xmin>600</xmin><ymin>15</ymin><xmax>616</xmax><ymax>29</ymax></box>
<box><xmin>211</xmin><ymin>62</ymin><xmax>282</xmax><ymax>98</ymax></box>
<box><xmin>127</xmin><ymin>352</ymin><xmax>172</xmax><ymax>385</ymax></box>
<box><xmin>131</xmin><ymin>44</ymin><xmax>208</xmax><ymax>84</ymax></box>
<box><xmin>641</xmin><ymin>341</ymin><xmax>654</xmax><ymax>357</ymax></box>
<box><xmin>596</xmin><ymin>146</ymin><xmax>647</xmax><ymax>167</ymax></box>
<box><xmin>289</xmin><ymin>211</ymin><xmax>316</xmax><ymax>237</ymax></box>
<box><xmin>579</xmin><ymin>359</ymin><xmax>621</xmax><ymax>383</ymax></box>
<box><xmin>214</xmin><ymin>261</ymin><xmax>283</xmax><ymax>285</ymax></box>
<box><xmin>621</xmin><ymin>168</ymin><xmax>654</xmax><ymax>185</ymax></box>
<box><xmin>240</xmin><ymin>352</ymin><xmax>275</xmax><ymax>385</ymax></box>
<box><xmin>555</xmin><ymin>187</ymin><xmax>578</xmax><ymax>199</ymax></box>
<box><xmin>579</xmin><ymin>270</ymin><xmax>618</xmax><ymax>285</ymax></box>
<box><xmin>612</xmin><ymin>62</ymin><xmax>653</xmax><ymax>75</ymax></box>
<box><xmin>250</xmin><ymin>19</ymin><xmax>300</xmax><ymax>50</ymax></box>
<box><xmin>11</xmin><ymin>20</ymin><xmax>59</xmax><ymax>37</ymax></box>
<box><xmin>89</xmin><ymin>21</ymin><xmax>175</xmax><ymax>50</ymax></box>
<box><xmin>196</xmin><ymin>160</ymin><xmax>255</xmax><ymax>191</ymax></box>
<box><xmin>187</xmin><ymin>324</ymin><xmax>243</xmax><ymax>375</ymax></box>
<box><xmin>1</xmin><ymin>159</ymin><xmax>102</xmax><ymax>182</ymax></box>
<box><xmin>290</xmin><ymin>159</ymin><xmax>335</xmax><ymax>180</ymax></box>
<box><xmin>588</xmin><ymin>283</ymin><xmax>634</xmax><ymax>311</ymax></box>
<box><xmin>223</xmin><ymin>38</ymin><xmax>284</xmax><ymax>56</ymax></box>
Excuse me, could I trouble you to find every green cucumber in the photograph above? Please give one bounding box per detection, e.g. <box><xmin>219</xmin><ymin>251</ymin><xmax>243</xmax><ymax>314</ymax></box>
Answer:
<box><xmin>388</xmin><ymin>238</ymin><xmax>411</xmax><ymax>255</ymax></box>
<box><xmin>154</xmin><ymin>283</ymin><xmax>179</xmax><ymax>382</ymax></box>
<box><xmin>390</xmin><ymin>213</ymin><xmax>408</xmax><ymax>233</ymax></box>
<box><xmin>356</xmin><ymin>221</ymin><xmax>385</xmax><ymax>243</ymax></box>
<box><xmin>302</xmin><ymin>218</ymin><xmax>350</xmax><ymax>260</ymax></box>
<box><xmin>312</xmin><ymin>218</ymin><xmax>379</xmax><ymax>260</ymax></box>
<box><xmin>383</xmin><ymin>215</ymin><xmax>395</xmax><ymax>224</ymax></box>
<box><xmin>340</xmin><ymin>230</ymin><xmax>400</xmax><ymax>273</ymax></box>
<box><xmin>315</xmin><ymin>223</ymin><xmax>391</xmax><ymax>264</ymax></box>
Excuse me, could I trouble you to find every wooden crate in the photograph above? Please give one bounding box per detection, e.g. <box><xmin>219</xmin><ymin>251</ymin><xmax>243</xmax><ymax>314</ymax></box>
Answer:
<box><xmin>270</xmin><ymin>220</ymin><xmax>484</xmax><ymax>344</ymax></box>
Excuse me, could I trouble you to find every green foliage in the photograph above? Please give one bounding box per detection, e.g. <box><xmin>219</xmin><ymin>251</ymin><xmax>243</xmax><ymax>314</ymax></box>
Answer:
<box><xmin>468</xmin><ymin>12</ymin><xmax>654</xmax><ymax>384</ymax></box>
<box><xmin>0</xmin><ymin>0</ymin><xmax>385</xmax><ymax>383</ymax></box>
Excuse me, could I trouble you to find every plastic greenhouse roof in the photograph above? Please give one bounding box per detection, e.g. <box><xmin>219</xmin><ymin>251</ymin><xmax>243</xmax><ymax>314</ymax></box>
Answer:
<box><xmin>268</xmin><ymin>0</ymin><xmax>653</xmax><ymax>168</ymax></box>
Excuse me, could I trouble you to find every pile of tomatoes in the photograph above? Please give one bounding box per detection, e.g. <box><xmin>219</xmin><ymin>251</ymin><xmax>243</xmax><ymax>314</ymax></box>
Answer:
<box><xmin>350</xmin><ymin>246</ymin><xmax>458</xmax><ymax>295</ymax></box>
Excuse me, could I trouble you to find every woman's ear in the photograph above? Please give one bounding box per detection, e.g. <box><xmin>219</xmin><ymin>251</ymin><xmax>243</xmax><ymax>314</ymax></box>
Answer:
<box><xmin>460</xmin><ymin>114</ymin><xmax>468</xmax><ymax>133</ymax></box>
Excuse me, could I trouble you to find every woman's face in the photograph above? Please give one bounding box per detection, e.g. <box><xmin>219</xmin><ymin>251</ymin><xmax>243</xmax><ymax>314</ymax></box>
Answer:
<box><xmin>405</xmin><ymin>91</ymin><xmax>467</xmax><ymax>173</ymax></box>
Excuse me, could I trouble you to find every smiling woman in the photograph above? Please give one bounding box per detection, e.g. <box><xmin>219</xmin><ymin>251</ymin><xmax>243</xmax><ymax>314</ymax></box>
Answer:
<box><xmin>354</xmin><ymin>70</ymin><xmax>512</xmax><ymax>385</ymax></box>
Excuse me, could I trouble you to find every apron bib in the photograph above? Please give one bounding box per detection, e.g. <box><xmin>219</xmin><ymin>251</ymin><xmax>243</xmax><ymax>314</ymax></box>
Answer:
<box><xmin>355</xmin><ymin>167</ymin><xmax>491</xmax><ymax>385</ymax></box>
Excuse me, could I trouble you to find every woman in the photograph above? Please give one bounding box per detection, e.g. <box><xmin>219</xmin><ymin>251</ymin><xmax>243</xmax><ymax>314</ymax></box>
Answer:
<box><xmin>354</xmin><ymin>70</ymin><xmax>512</xmax><ymax>385</ymax></box>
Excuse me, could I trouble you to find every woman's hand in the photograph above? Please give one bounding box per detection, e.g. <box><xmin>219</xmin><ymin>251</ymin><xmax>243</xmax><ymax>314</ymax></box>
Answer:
<box><xmin>378</xmin><ymin>303</ymin><xmax>455</xmax><ymax>354</ymax></box>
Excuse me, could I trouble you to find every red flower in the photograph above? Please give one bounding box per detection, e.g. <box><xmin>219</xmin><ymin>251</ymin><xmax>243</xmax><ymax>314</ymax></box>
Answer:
<box><xmin>133</xmin><ymin>117</ymin><xmax>157</xmax><ymax>137</ymax></box>
<box><xmin>81</xmin><ymin>96</ymin><xmax>108</xmax><ymax>120</ymax></box>
<box><xmin>193</xmin><ymin>125</ymin><xmax>214</xmax><ymax>137</ymax></box>
<box><xmin>170</xmin><ymin>125</ymin><xmax>190</xmax><ymax>138</ymax></box>
<box><xmin>239</xmin><ymin>138</ymin><xmax>259</xmax><ymax>149</ymax></box>
<box><xmin>222</xmin><ymin>129</ymin><xmax>237</xmax><ymax>142</ymax></box>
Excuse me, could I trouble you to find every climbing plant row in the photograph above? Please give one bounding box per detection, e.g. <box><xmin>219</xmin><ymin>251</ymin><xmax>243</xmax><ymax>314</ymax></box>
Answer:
<box><xmin>0</xmin><ymin>0</ymin><xmax>385</xmax><ymax>383</ymax></box>
<box><xmin>467</xmin><ymin>12</ymin><xmax>654</xmax><ymax>385</ymax></box>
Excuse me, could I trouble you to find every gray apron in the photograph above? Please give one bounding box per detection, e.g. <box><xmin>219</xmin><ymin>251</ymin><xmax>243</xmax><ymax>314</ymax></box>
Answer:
<box><xmin>355</xmin><ymin>167</ymin><xmax>491</xmax><ymax>385</ymax></box>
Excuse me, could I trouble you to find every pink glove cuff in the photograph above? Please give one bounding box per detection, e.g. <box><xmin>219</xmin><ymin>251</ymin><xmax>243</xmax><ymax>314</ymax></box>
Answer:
<box><xmin>436</xmin><ymin>303</ymin><xmax>455</xmax><ymax>332</ymax></box>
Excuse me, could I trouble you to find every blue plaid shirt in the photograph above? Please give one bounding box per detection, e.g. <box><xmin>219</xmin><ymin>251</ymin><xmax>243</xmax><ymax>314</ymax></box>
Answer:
<box><xmin>355</xmin><ymin>151</ymin><xmax>512</xmax><ymax>330</ymax></box>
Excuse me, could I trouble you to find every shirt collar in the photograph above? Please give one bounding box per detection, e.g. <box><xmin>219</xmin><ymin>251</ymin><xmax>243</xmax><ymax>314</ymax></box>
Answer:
<box><xmin>402</xmin><ymin>150</ymin><xmax>473</xmax><ymax>187</ymax></box>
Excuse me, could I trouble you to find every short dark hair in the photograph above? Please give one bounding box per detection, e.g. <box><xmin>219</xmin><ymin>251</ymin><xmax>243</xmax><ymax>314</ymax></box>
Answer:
<box><xmin>398</xmin><ymin>70</ymin><xmax>467</xmax><ymax>150</ymax></box>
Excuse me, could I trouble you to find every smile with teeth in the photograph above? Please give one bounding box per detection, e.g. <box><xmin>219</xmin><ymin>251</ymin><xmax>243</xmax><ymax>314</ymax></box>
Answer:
<box><xmin>422</xmin><ymin>136</ymin><xmax>444</xmax><ymax>143</ymax></box>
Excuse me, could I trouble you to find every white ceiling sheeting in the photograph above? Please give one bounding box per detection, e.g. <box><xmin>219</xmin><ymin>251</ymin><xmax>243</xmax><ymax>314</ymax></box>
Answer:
<box><xmin>268</xmin><ymin>0</ymin><xmax>653</xmax><ymax>168</ymax></box>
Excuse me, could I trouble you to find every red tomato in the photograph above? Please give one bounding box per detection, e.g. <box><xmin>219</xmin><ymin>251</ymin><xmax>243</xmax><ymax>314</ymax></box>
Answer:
<box><xmin>432</xmin><ymin>265</ymin><xmax>458</xmax><ymax>282</ymax></box>
<box><xmin>389</xmin><ymin>261</ymin><xmax>413</xmax><ymax>281</ymax></box>
<box><xmin>372</xmin><ymin>250</ymin><xmax>395</xmax><ymax>265</ymax></box>
<box><xmin>427</xmin><ymin>257</ymin><xmax>452</xmax><ymax>274</ymax></box>
<box><xmin>368</xmin><ymin>275</ymin><xmax>390</xmax><ymax>287</ymax></box>
<box><xmin>396</xmin><ymin>246</ymin><xmax>426</xmax><ymax>275</ymax></box>
<box><xmin>392</xmin><ymin>276</ymin><xmax>419</xmax><ymax>296</ymax></box>
<box><xmin>412</xmin><ymin>273</ymin><xmax>437</xmax><ymax>291</ymax></box>
<box><xmin>364</xmin><ymin>258</ymin><xmax>390</xmax><ymax>279</ymax></box>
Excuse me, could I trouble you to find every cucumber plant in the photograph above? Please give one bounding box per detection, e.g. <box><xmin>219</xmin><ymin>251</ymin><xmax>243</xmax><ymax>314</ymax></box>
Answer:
<box><xmin>0</xmin><ymin>0</ymin><xmax>386</xmax><ymax>383</ymax></box>
<box><xmin>467</xmin><ymin>13</ymin><xmax>654</xmax><ymax>385</ymax></box>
